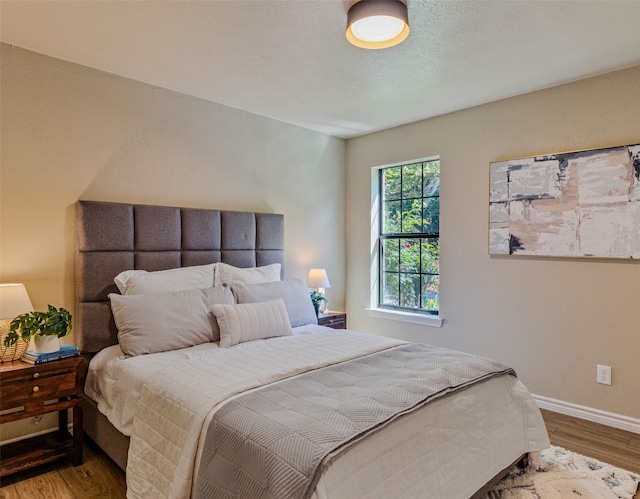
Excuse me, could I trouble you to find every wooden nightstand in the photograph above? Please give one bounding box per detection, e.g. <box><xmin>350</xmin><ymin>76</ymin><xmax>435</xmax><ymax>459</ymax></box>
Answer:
<box><xmin>317</xmin><ymin>311</ymin><xmax>347</xmax><ymax>329</ymax></box>
<box><xmin>0</xmin><ymin>355</ymin><xmax>84</xmax><ymax>477</ymax></box>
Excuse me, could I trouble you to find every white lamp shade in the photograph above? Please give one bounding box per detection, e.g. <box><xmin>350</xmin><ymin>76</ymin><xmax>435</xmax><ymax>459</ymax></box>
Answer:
<box><xmin>0</xmin><ymin>283</ymin><xmax>34</xmax><ymax>320</ymax></box>
<box><xmin>306</xmin><ymin>269</ymin><xmax>331</xmax><ymax>289</ymax></box>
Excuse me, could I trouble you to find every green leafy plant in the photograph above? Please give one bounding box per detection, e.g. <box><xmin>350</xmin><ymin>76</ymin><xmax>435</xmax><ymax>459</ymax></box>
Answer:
<box><xmin>310</xmin><ymin>291</ymin><xmax>327</xmax><ymax>305</ymax></box>
<box><xmin>3</xmin><ymin>305</ymin><xmax>72</xmax><ymax>347</ymax></box>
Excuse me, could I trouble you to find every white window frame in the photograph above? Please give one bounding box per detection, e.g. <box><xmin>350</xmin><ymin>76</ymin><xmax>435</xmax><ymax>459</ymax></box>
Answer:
<box><xmin>366</xmin><ymin>157</ymin><xmax>443</xmax><ymax>328</ymax></box>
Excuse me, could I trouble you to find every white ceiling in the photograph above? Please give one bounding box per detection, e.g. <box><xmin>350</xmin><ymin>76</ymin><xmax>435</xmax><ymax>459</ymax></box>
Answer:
<box><xmin>2</xmin><ymin>0</ymin><xmax>640</xmax><ymax>138</ymax></box>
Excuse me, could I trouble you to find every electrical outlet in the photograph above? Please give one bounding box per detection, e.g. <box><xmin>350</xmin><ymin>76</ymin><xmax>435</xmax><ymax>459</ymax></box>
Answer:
<box><xmin>597</xmin><ymin>365</ymin><xmax>611</xmax><ymax>385</ymax></box>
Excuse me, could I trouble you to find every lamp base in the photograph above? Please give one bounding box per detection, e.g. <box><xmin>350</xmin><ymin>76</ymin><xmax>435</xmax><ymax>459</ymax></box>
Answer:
<box><xmin>0</xmin><ymin>322</ymin><xmax>28</xmax><ymax>362</ymax></box>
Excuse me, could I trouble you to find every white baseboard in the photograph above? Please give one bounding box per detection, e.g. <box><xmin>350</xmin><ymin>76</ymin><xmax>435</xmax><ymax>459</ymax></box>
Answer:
<box><xmin>0</xmin><ymin>425</ymin><xmax>60</xmax><ymax>446</ymax></box>
<box><xmin>534</xmin><ymin>394</ymin><xmax>640</xmax><ymax>435</ymax></box>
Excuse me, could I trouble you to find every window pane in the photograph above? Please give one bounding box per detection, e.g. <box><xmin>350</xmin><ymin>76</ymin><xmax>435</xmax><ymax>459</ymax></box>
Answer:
<box><xmin>421</xmin><ymin>239</ymin><xmax>439</xmax><ymax>274</ymax></box>
<box><xmin>423</xmin><ymin>161</ymin><xmax>440</xmax><ymax>196</ymax></box>
<box><xmin>383</xmin><ymin>166</ymin><xmax>401</xmax><ymax>201</ymax></box>
<box><xmin>401</xmin><ymin>199</ymin><xmax>422</xmax><ymax>233</ymax></box>
<box><xmin>378</xmin><ymin>159</ymin><xmax>439</xmax><ymax>315</ymax></box>
<box><xmin>382</xmin><ymin>272</ymin><xmax>399</xmax><ymax>306</ymax></box>
<box><xmin>400</xmin><ymin>273</ymin><xmax>420</xmax><ymax>308</ymax></box>
<box><xmin>383</xmin><ymin>239</ymin><xmax>399</xmax><ymax>272</ymax></box>
<box><xmin>383</xmin><ymin>201</ymin><xmax>401</xmax><ymax>233</ymax></box>
<box><xmin>422</xmin><ymin>197</ymin><xmax>440</xmax><ymax>234</ymax></box>
<box><xmin>399</xmin><ymin>238</ymin><xmax>420</xmax><ymax>273</ymax></box>
<box><xmin>402</xmin><ymin>163</ymin><xmax>422</xmax><ymax>199</ymax></box>
<box><xmin>421</xmin><ymin>275</ymin><xmax>440</xmax><ymax>311</ymax></box>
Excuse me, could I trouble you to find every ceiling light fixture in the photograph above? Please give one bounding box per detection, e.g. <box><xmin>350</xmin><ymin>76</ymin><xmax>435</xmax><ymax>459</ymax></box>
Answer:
<box><xmin>346</xmin><ymin>0</ymin><xmax>410</xmax><ymax>49</ymax></box>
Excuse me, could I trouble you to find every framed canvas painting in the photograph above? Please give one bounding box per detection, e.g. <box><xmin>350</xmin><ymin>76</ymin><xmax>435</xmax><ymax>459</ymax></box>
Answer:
<box><xmin>489</xmin><ymin>143</ymin><xmax>640</xmax><ymax>259</ymax></box>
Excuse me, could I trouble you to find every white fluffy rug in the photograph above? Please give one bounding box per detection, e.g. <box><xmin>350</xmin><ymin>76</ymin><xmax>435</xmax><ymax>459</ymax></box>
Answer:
<box><xmin>487</xmin><ymin>446</ymin><xmax>640</xmax><ymax>498</ymax></box>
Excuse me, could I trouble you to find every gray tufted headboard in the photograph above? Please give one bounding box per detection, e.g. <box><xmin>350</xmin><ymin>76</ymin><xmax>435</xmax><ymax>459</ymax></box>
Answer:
<box><xmin>75</xmin><ymin>200</ymin><xmax>284</xmax><ymax>355</ymax></box>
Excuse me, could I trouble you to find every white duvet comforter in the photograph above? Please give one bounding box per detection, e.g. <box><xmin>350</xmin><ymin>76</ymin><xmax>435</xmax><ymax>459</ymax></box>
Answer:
<box><xmin>86</xmin><ymin>326</ymin><xmax>549</xmax><ymax>499</ymax></box>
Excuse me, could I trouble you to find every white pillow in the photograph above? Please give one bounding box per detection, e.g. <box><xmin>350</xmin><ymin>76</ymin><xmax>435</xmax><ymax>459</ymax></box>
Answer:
<box><xmin>214</xmin><ymin>262</ymin><xmax>281</xmax><ymax>287</ymax></box>
<box><xmin>212</xmin><ymin>299</ymin><xmax>292</xmax><ymax>348</ymax></box>
<box><xmin>231</xmin><ymin>279</ymin><xmax>317</xmax><ymax>327</ymax></box>
<box><xmin>109</xmin><ymin>286</ymin><xmax>235</xmax><ymax>356</ymax></box>
<box><xmin>114</xmin><ymin>264</ymin><xmax>215</xmax><ymax>295</ymax></box>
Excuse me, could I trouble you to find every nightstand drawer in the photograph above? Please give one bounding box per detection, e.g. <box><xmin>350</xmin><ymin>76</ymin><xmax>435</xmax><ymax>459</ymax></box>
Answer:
<box><xmin>318</xmin><ymin>312</ymin><xmax>346</xmax><ymax>329</ymax></box>
<box><xmin>0</xmin><ymin>356</ymin><xmax>83</xmax><ymax>412</ymax></box>
<box><xmin>0</xmin><ymin>371</ymin><xmax>79</xmax><ymax>410</ymax></box>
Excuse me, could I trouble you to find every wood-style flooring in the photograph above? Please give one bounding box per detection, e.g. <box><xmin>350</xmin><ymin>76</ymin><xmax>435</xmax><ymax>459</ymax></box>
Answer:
<box><xmin>540</xmin><ymin>409</ymin><xmax>640</xmax><ymax>476</ymax></box>
<box><xmin>1</xmin><ymin>409</ymin><xmax>639</xmax><ymax>498</ymax></box>
<box><xmin>0</xmin><ymin>438</ymin><xmax>125</xmax><ymax>499</ymax></box>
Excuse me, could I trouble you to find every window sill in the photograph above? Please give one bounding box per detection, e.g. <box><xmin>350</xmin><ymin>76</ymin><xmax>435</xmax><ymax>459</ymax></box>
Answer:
<box><xmin>365</xmin><ymin>308</ymin><xmax>444</xmax><ymax>328</ymax></box>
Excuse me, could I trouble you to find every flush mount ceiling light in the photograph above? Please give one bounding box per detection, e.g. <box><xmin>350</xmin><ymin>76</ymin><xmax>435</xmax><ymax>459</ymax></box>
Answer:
<box><xmin>346</xmin><ymin>0</ymin><xmax>410</xmax><ymax>49</ymax></box>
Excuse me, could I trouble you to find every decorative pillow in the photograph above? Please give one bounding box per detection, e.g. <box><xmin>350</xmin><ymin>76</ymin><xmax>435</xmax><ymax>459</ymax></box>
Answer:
<box><xmin>108</xmin><ymin>286</ymin><xmax>235</xmax><ymax>356</ymax></box>
<box><xmin>214</xmin><ymin>262</ymin><xmax>281</xmax><ymax>287</ymax></box>
<box><xmin>212</xmin><ymin>299</ymin><xmax>293</xmax><ymax>348</ymax></box>
<box><xmin>114</xmin><ymin>264</ymin><xmax>215</xmax><ymax>295</ymax></box>
<box><xmin>231</xmin><ymin>278</ymin><xmax>317</xmax><ymax>327</ymax></box>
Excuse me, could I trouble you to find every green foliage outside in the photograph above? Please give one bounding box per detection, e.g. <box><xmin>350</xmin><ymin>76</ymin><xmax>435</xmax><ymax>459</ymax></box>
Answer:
<box><xmin>380</xmin><ymin>160</ymin><xmax>440</xmax><ymax>313</ymax></box>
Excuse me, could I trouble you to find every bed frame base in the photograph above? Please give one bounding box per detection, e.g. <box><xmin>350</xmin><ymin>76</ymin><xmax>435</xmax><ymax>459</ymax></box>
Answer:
<box><xmin>83</xmin><ymin>395</ymin><xmax>129</xmax><ymax>471</ymax></box>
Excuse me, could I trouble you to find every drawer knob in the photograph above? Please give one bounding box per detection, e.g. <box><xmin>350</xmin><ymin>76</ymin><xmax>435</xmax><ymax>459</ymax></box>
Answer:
<box><xmin>32</xmin><ymin>386</ymin><xmax>40</xmax><ymax>393</ymax></box>
<box><xmin>33</xmin><ymin>372</ymin><xmax>40</xmax><ymax>379</ymax></box>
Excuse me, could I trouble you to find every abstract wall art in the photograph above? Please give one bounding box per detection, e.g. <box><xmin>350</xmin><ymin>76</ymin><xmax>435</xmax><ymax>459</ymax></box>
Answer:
<box><xmin>489</xmin><ymin>143</ymin><xmax>640</xmax><ymax>259</ymax></box>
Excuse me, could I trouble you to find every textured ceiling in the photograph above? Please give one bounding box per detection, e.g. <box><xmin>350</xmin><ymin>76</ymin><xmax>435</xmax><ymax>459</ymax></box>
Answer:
<box><xmin>2</xmin><ymin>0</ymin><xmax>640</xmax><ymax>138</ymax></box>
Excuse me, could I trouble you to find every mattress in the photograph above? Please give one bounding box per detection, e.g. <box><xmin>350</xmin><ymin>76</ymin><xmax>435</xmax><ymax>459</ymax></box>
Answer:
<box><xmin>85</xmin><ymin>325</ymin><xmax>400</xmax><ymax>436</ymax></box>
<box><xmin>86</xmin><ymin>341</ymin><xmax>224</xmax><ymax>436</ymax></box>
<box><xmin>85</xmin><ymin>326</ymin><xmax>549</xmax><ymax>499</ymax></box>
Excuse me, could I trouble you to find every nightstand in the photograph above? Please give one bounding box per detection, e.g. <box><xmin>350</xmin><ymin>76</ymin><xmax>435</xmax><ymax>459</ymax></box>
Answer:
<box><xmin>317</xmin><ymin>311</ymin><xmax>347</xmax><ymax>329</ymax></box>
<box><xmin>0</xmin><ymin>355</ymin><xmax>84</xmax><ymax>477</ymax></box>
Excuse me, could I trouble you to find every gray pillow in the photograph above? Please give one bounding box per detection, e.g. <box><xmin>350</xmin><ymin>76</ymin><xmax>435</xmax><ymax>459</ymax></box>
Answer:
<box><xmin>231</xmin><ymin>279</ymin><xmax>318</xmax><ymax>327</ymax></box>
<box><xmin>214</xmin><ymin>262</ymin><xmax>281</xmax><ymax>287</ymax></box>
<box><xmin>212</xmin><ymin>299</ymin><xmax>293</xmax><ymax>348</ymax></box>
<box><xmin>109</xmin><ymin>286</ymin><xmax>235</xmax><ymax>356</ymax></box>
<box><xmin>114</xmin><ymin>263</ymin><xmax>215</xmax><ymax>295</ymax></box>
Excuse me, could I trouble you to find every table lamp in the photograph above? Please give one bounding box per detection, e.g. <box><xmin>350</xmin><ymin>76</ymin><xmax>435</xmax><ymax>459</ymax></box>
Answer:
<box><xmin>307</xmin><ymin>269</ymin><xmax>331</xmax><ymax>313</ymax></box>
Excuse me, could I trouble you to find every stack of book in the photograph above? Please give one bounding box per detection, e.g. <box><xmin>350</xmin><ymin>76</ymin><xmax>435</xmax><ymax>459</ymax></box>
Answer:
<box><xmin>21</xmin><ymin>343</ymin><xmax>81</xmax><ymax>364</ymax></box>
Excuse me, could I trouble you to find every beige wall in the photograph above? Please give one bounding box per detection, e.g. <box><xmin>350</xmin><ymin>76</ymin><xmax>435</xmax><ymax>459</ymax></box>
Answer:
<box><xmin>1</xmin><ymin>43</ymin><xmax>346</xmax><ymax>305</ymax></box>
<box><xmin>0</xmin><ymin>44</ymin><xmax>345</xmax><ymax>440</ymax></box>
<box><xmin>346</xmin><ymin>65</ymin><xmax>640</xmax><ymax>420</ymax></box>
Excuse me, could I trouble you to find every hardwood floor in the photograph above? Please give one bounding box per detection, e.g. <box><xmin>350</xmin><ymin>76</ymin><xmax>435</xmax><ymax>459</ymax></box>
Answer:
<box><xmin>0</xmin><ymin>438</ymin><xmax>125</xmax><ymax>499</ymax></box>
<box><xmin>541</xmin><ymin>409</ymin><xmax>640</xmax><ymax>476</ymax></box>
<box><xmin>1</xmin><ymin>410</ymin><xmax>638</xmax><ymax>498</ymax></box>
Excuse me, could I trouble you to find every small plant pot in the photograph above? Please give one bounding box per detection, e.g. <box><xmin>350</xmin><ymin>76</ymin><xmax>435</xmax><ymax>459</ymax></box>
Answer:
<box><xmin>33</xmin><ymin>335</ymin><xmax>60</xmax><ymax>354</ymax></box>
<box><xmin>313</xmin><ymin>302</ymin><xmax>320</xmax><ymax>316</ymax></box>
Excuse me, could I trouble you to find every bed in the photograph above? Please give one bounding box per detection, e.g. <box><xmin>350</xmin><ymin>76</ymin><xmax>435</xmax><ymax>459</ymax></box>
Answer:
<box><xmin>75</xmin><ymin>200</ymin><xmax>550</xmax><ymax>499</ymax></box>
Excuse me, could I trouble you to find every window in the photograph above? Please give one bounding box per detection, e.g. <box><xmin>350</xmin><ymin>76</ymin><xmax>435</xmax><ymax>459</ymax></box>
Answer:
<box><xmin>378</xmin><ymin>158</ymin><xmax>440</xmax><ymax>314</ymax></box>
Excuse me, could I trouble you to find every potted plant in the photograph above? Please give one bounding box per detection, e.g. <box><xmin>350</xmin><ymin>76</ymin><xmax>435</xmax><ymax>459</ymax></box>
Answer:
<box><xmin>310</xmin><ymin>291</ymin><xmax>327</xmax><ymax>316</ymax></box>
<box><xmin>3</xmin><ymin>305</ymin><xmax>72</xmax><ymax>354</ymax></box>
